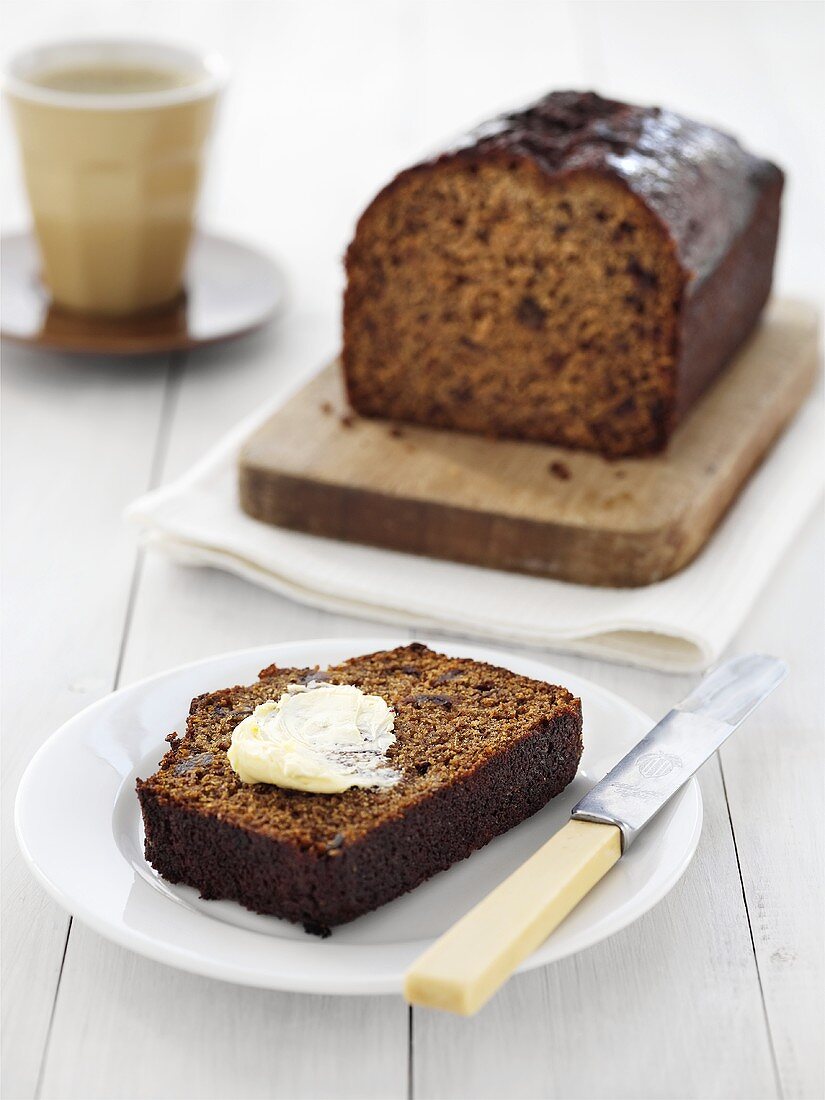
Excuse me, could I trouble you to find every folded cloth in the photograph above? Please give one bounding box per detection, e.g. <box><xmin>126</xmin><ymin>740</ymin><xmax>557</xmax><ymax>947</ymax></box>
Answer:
<box><xmin>126</xmin><ymin>389</ymin><xmax>823</xmax><ymax>673</ymax></box>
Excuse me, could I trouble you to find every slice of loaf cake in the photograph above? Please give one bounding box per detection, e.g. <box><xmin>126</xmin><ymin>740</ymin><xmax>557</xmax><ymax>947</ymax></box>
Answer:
<box><xmin>137</xmin><ymin>644</ymin><xmax>582</xmax><ymax>934</ymax></box>
<box><xmin>343</xmin><ymin>91</ymin><xmax>783</xmax><ymax>457</ymax></box>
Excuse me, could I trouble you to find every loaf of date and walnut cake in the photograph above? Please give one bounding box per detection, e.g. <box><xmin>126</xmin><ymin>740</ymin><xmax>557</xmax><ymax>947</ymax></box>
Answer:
<box><xmin>137</xmin><ymin>644</ymin><xmax>582</xmax><ymax>934</ymax></box>
<box><xmin>343</xmin><ymin>91</ymin><xmax>783</xmax><ymax>457</ymax></box>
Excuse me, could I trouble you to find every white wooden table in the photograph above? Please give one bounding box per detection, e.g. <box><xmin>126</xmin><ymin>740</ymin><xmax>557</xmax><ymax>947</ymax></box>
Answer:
<box><xmin>2</xmin><ymin>3</ymin><xmax>823</xmax><ymax>1098</ymax></box>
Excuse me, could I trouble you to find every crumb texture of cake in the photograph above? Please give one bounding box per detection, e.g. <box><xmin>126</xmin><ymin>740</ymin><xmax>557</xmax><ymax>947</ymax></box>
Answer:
<box><xmin>343</xmin><ymin>91</ymin><xmax>783</xmax><ymax>457</ymax></box>
<box><xmin>137</xmin><ymin>644</ymin><xmax>583</xmax><ymax>933</ymax></box>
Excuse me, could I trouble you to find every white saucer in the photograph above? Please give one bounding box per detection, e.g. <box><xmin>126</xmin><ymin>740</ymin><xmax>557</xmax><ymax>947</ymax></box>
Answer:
<box><xmin>15</xmin><ymin>637</ymin><xmax>702</xmax><ymax>994</ymax></box>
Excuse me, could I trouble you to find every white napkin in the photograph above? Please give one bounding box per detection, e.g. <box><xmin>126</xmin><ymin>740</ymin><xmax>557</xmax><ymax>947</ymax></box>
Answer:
<box><xmin>126</xmin><ymin>388</ymin><xmax>823</xmax><ymax>673</ymax></box>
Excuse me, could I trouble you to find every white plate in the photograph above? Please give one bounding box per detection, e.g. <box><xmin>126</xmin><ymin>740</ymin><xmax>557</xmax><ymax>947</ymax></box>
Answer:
<box><xmin>15</xmin><ymin>637</ymin><xmax>702</xmax><ymax>995</ymax></box>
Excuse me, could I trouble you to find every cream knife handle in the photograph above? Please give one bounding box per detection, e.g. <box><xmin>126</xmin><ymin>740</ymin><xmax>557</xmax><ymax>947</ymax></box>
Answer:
<box><xmin>404</xmin><ymin>819</ymin><xmax>621</xmax><ymax>1016</ymax></box>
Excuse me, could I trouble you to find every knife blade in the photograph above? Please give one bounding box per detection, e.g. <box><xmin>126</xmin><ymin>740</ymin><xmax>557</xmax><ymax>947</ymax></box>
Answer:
<box><xmin>404</xmin><ymin>653</ymin><xmax>788</xmax><ymax>1015</ymax></box>
<box><xmin>571</xmin><ymin>653</ymin><xmax>788</xmax><ymax>849</ymax></box>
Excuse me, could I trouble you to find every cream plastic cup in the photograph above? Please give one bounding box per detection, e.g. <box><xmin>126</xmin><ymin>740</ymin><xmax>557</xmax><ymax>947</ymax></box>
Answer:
<box><xmin>5</xmin><ymin>39</ymin><xmax>227</xmax><ymax>316</ymax></box>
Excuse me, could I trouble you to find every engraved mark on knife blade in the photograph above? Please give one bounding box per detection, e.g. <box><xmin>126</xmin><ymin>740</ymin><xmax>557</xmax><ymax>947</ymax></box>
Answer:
<box><xmin>636</xmin><ymin>752</ymin><xmax>683</xmax><ymax>778</ymax></box>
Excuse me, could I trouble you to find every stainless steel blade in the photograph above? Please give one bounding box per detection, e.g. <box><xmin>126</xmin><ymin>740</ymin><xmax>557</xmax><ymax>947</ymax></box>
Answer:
<box><xmin>571</xmin><ymin>654</ymin><xmax>788</xmax><ymax>850</ymax></box>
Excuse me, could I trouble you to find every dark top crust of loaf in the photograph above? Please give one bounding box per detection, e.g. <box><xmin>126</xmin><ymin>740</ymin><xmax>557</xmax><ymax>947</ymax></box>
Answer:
<box><xmin>136</xmin><ymin>644</ymin><xmax>583</xmax><ymax>930</ymax></box>
<box><xmin>403</xmin><ymin>90</ymin><xmax>783</xmax><ymax>290</ymax></box>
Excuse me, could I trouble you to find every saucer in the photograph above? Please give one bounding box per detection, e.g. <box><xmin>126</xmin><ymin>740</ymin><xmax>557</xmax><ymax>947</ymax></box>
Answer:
<box><xmin>1</xmin><ymin>231</ymin><xmax>285</xmax><ymax>356</ymax></box>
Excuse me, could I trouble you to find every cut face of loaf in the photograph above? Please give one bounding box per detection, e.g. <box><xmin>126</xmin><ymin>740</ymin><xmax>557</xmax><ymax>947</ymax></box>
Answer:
<box><xmin>346</xmin><ymin>165</ymin><xmax>681</xmax><ymax>455</ymax></box>
<box><xmin>343</xmin><ymin>92</ymin><xmax>783</xmax><ymax>458</ymax></box>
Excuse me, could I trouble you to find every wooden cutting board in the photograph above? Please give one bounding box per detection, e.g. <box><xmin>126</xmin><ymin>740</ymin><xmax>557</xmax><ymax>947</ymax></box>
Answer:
<box><xmin>239</xmin><ymin>298</ymin><xmax>819</xmax><ymax>587</ymax></box>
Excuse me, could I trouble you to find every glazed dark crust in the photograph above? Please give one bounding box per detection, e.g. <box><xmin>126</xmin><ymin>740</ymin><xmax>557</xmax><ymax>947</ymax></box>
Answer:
<box><xmin>342</xmin><ymin>91</ymin><xmax>783</xmax><ymax>457</ymax></box>
<box><xmin>137</xmin><ymin>645</ymin><xmax>583</xmax><ymax>933</ymax></box>
<box><xmin>383</xmin><ymin>90</ymin><xmax>781</xmax><ymax>287</ymax></box>
<box><xmin>674</xmin><ymin>175</ymin><xmax>782</xmax><ymax>415</ymax></box>
<box><xmin>440</xmin><ymin>89</ymin><xmax>783</xmax><ymax>283</ymax></box>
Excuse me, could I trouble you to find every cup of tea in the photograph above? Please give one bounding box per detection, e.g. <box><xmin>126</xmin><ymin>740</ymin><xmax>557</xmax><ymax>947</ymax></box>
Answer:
<box><xmin>4</xmin><ymin>38</ymin><xmax>227</xmax><ymax>316</ymax></box>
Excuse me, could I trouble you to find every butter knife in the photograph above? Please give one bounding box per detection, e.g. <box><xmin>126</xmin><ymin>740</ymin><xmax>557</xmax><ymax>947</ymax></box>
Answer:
<box><xmin>404</xmin><ymin>653</ymin><xmax>787</xmax><ymax>1015</ymax></box>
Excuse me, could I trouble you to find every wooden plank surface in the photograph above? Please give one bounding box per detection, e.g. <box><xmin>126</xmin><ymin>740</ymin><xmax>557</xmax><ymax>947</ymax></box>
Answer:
<box><xmin>2</xmin><ymin>2</ymin><xmax>822</xmax><ymax>1099</ymax></box>
<box><xmin>0</xmin><ymin>344</ymin><xmax>172</xmax><ymax>1099</ymax></box>
<box><xmin>718</xmin><ymin>512</ymin><xmax>825</xmax><ymax>1100</ymax></box>
<box><xmin>239</xmin><ymin>299</ymin><xmax>819</xmax><ymax>587</ymax></box>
